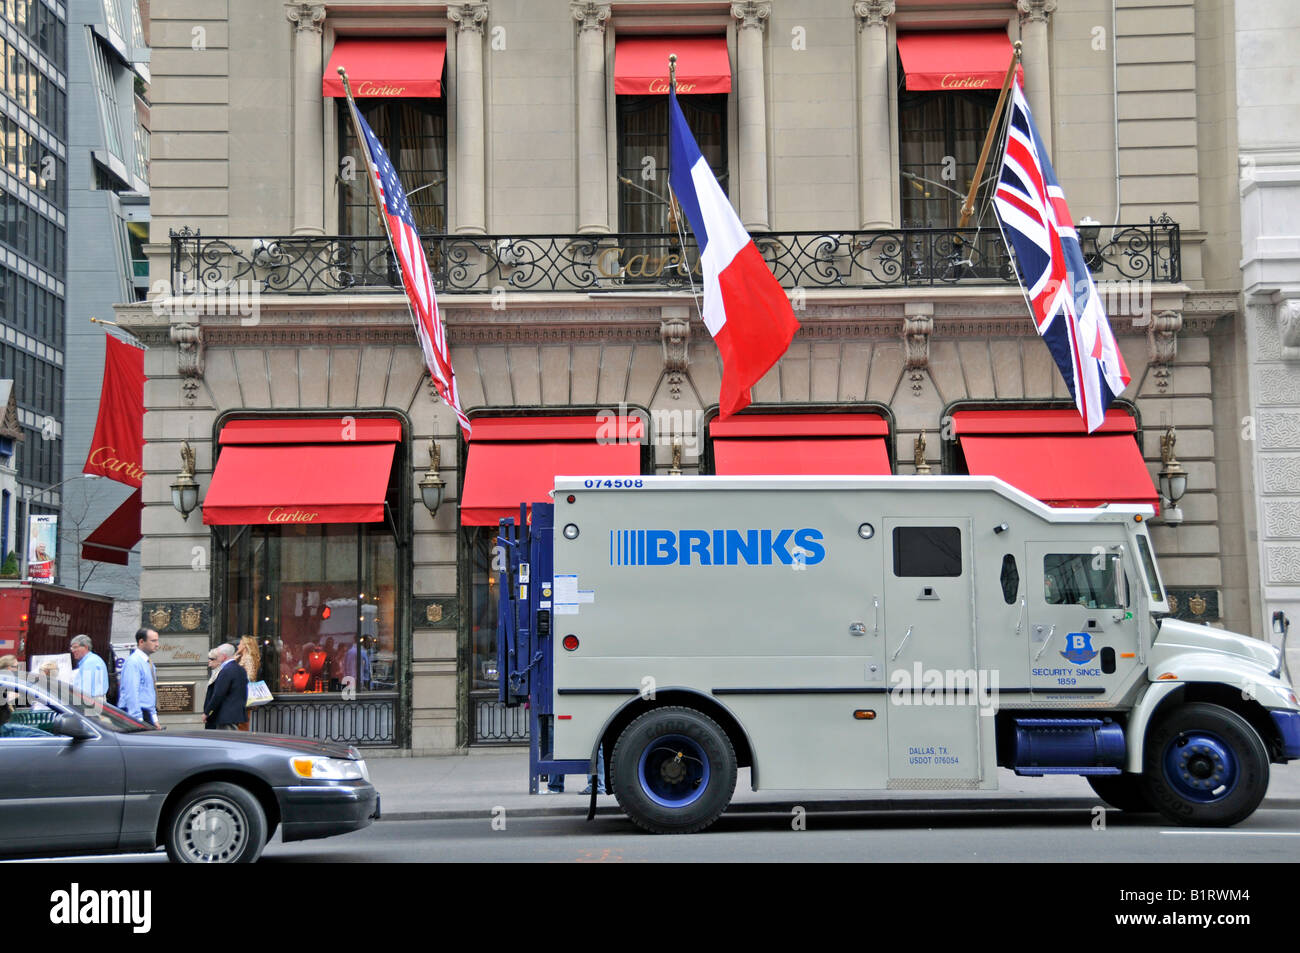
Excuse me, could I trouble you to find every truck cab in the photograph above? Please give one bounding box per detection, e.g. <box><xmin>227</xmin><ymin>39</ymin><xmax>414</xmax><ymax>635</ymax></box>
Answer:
<box><xmin>497</xmin><ymin>476</ymin><xmax>1300</xmax><ymax>833</ymax></box>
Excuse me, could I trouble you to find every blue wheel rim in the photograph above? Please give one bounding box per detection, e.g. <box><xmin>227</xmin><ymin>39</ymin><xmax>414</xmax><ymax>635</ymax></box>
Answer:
<box><xmin>1162</xmin><ymin>731</ymin><xmax>1238</xmax><ymax>803</ymax></box>
<box><xmin>637</xmin><ymin>734</ymin><xmax>710</xmax><ymax>808</ymax></box>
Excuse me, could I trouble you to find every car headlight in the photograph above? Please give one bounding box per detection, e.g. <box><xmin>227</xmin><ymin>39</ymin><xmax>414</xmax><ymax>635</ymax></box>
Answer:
<box><xmin>290</xmin><ymin>756</ymin><xmax>367</xmax><ymax>781</ymax></box>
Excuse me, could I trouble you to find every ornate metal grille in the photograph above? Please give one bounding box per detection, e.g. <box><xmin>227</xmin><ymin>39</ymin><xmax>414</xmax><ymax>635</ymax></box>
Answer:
<box><xmin>169</xmin><ymin>218</ymin><xmax>1180</xmax><ymax>296</ymax></box>
<box><xmin>472</xmin><ymin>693</ymin><xmax>529</xmax><ymax>745</ymax></box>
<box><xmin>250</xmin><ymin>694</ymin><xmax>398</xmax><ymax>747</ymax></box>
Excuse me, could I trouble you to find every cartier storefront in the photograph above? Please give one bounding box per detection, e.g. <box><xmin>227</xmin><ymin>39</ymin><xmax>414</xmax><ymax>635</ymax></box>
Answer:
<box><xmin>204</xmin><ymin>413</ymin><xmax>411</xmax><ymax>747</ymax></box>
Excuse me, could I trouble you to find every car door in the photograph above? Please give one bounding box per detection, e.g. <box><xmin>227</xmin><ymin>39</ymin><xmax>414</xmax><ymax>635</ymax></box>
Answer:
<box><xmin>0</xmin><ymin>681</ymin><xmax>126</xmax><ymax>856</ymax></box>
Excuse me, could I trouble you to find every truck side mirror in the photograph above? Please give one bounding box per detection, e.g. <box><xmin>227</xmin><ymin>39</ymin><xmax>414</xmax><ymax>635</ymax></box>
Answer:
<box><xmin>1273</xmin><ymin>610</ymin><xmax>1290</xmax><ymax>636</ymax></box>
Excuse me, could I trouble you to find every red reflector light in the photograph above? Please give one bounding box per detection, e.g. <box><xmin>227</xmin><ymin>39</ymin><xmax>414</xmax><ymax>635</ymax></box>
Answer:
<box><xmin>19</xmin><ymin>614</ymin><xmax>27</xmax><ymax>624</ymax></box>
<box><xmin>562</xmin><ymin>635</ymin><xmax>579</xmax><ymax>651</ymax></box>
<box><xmin>321</xmin><ymin>606</ymin><xmax>331</xmax><ymax>619</ymax></box>
<box><xmin>567</xmin><ymin>494</ymin><xmax>576</xmax><ymax>503</ymax></box>
<box><xmin>557</xmin><ymin>714</ymin><xmax>572</xmax><ymax>720</ymax></box>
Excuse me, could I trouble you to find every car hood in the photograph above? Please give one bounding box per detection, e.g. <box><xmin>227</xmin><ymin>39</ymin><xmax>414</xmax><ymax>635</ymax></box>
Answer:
<box><xmin>158</xmin><ymin>731</ymin><xmax>361</xmax><ymax>759</ymax></box>
<box><xmin>1154</xmin><ymin>618</ymin><xmax>1282</xmax><ymax>674</ymax></box>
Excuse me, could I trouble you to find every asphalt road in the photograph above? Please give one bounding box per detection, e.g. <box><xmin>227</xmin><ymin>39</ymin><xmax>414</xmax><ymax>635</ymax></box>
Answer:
<box><xmin>16</xmin><ymin>805</ymin><xmax>1300</xmax><ymax>863</ymax></box>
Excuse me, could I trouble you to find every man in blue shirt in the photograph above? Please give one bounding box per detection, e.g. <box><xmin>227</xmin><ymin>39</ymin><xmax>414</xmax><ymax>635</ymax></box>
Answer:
<box><xmin>70</xmin><ymin>634</ymin><xmax>108</xmax><ymax>704</ymax></box>
<box><xmin>117</xmin><ymin>627</ymin><xmax>160</xmax><ymax>727</ymax></box>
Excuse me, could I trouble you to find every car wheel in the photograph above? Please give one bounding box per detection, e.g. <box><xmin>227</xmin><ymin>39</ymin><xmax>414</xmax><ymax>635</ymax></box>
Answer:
<box><xmin>1141</xmin><ymin>702</ymin><xmax>1270</xmax><ymax>827</ymax></box>
<box><xmin>165</xmin><ymin>782</ymin><xmax>268</xmax><ymax>863</ymax></box>
<box><xmin>1087</xmin><ymin>773</ymin><xmax>1155</xmax><ymax>812</ymax></box>
<box><xmin>611</xmin><ymin>707</ymin><xmax>736</xmax><ymax>834</ymax></box>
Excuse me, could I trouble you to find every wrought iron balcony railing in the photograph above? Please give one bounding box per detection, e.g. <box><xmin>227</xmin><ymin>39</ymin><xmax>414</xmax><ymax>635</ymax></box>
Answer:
<box><xmin>168</xmin><ymin>217</ymin><xmax>1179</xmax><ymax>297</ymax></box>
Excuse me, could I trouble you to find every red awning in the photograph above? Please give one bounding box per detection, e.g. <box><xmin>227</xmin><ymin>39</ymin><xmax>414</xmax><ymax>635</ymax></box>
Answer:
<box><xmin>952</xmin><ymin>409</ymin><xmax>1157</xmax><ymax>508</ymax></box>
<box><xmin>896</xmin><ymin>31</ymin><xmax>1024</xmax><ymax>92</ymax></box>
<box><xmin>323</xmin><ymin>38</ymin><xmax>447</xmax><ymax>98</ymax></box>
<box><xmin>711</xmin><ymin>413</ymin><xmax>893</xmax><ymax>476</ymax></box>
<box><xmin>460</xmin><ymin>417</ymin><xmax>644</xmax><ymax>526</ymax></box>
<box><xmin>82</xmin><ymin>489</ymin><xmax>142</xmax><ymax>566</ymax></box>
<box><xmin>203</xmin><ymin>418</ymin><xmax>400</xmax><ymax>526</ymax></box>
<box><xmin>614</xmin><ymin>36</ymin><xmax>731</xmax><ymax>95</ymax></box>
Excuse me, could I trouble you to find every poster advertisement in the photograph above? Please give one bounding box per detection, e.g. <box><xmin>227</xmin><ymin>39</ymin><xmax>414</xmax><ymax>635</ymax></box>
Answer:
<box><xmin>27</xmin><ymin>514</ymin><xmax>57</xmax><ymax>582</ymax></box>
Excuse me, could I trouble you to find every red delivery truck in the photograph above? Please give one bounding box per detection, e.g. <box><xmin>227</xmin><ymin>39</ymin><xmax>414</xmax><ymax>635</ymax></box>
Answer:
<box><xmin>0</xmin><ymin>581</ymin><xmax>116</xmax><ymax>697</ymax></box>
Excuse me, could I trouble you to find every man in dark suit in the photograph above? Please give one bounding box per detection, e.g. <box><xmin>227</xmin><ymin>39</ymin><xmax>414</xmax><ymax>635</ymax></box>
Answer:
<box><xmin>203</xmin><ymin>643</ymin><xmax>248</xmax><ymax>731</ymax></box>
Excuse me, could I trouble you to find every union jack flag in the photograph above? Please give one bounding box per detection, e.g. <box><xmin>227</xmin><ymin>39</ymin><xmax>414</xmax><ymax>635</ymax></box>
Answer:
<box><xmin>993</xmin><ymin>81</ymin><xmax>1130</xmax><ymax>433</ymax></box>
<box><xmin>350</xmin><ymin>101</ymin><xmax>470</xmax><ymax>436</ymax></box>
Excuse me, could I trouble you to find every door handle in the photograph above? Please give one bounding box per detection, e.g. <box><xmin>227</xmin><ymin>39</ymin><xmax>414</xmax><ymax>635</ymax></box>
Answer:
<box><xmin>890</xmin><ymin>625</ymin><xmax>913</xmax><ymax>662</ymax></box>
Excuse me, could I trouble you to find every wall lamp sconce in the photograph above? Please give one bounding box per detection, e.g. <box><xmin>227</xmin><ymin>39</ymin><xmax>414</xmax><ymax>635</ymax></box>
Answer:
<box><xmin>170</xmin><ymin>440</ymin><xmax>200</xmax><ymax>520</ymax></box>
<box><xmin>418</xmin><ymin>439</ymin><xmax>446</xmax><ymax>519</ymax></box>
<box><xmin>1078</xmin><ymin>217</ymin><xmax>1103</xmax><ymax>272</ymax></box>
<box><xmin>1157</xmin><ymin>426</ymin><xmax>1187</xmax><ymax>526</ymax></box>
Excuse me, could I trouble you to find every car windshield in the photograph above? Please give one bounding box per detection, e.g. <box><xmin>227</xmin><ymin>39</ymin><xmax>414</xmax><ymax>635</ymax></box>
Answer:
<box><xmin>1</xmin><ymin>675</ymin><xmax>155</xmax><ymax>734</ymax></box>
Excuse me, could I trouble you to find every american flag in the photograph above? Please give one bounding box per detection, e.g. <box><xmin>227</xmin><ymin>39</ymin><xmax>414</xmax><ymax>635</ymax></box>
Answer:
<box><xmin>993</xmin><ymin>81</ymin><xmax>1130</xmax><ymax>433</ymax></box>
<box><xmin>350</xmin><ymin>101</ymin><xmax>470</xmax><ymax>435</ymax></box>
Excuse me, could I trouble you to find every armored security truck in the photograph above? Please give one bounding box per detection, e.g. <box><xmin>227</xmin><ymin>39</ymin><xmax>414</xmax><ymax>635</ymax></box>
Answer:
<box><xmin>495</xmin><ymin>476</ymin><xmax>1300</xmax><ymax>833</ymax></box>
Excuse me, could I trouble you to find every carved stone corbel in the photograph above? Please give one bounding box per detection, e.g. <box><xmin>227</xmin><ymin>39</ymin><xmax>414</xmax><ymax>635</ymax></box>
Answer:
<box><xmin>1147</xmin><ymin>309</ymin><xmax>1182</xmax><ymax>392</ymax></box>
<box><xmin>903</xmin><ymin>303</ymin><xmax>933</xmax><ymax>395</ymax></box>
<box><xmin>1276</xmin><ymin>295</ymin><xmax>1300</xmax><ymax>361</ymax></box>
<box><xmin>660</xmin><ymin>316</ymin><xmax>691</xmax><ymax>400</ymax></box>
<box><xmin>170</xmin><ymin>322</ymin><xmax>205</xmax><ymax>404</ymax></box>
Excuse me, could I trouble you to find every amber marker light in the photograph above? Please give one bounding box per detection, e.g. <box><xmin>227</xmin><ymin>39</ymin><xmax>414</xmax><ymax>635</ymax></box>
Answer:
<box><xmin>1121</xmin><ymin>652</ymin><xmax>1136</xmax><ymax>658</ymax></box>
<box><xmin>1157</xmin><ymin>673</ymin><xmax>1179</xmax><ymax>680</ymax></box>
<box><xmin>1135</xmin><ymin>515</ymin><xmax>1143</xmax><ymax>522</ymax></box>
<box><xmin>853</xmin><ymin>710</ymin><xmax>877</xmax><ymax>720</ymax></box>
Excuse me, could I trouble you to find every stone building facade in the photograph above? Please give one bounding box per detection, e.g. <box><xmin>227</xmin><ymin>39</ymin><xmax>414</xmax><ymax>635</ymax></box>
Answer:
<box><xmin>115</xmin><ymin>0</ymin><xmax>1260</xmax><ymax>753</ymax></box>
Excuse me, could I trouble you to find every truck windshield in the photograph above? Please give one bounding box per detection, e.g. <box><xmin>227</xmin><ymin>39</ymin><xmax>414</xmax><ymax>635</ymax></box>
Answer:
<box><xmin>1043</xmin><ymin>553</ymin><xmax>1124</xmax><ymax>609</ymax></box>
<box><xmin>1135</xmin><ymin>533</ymin><xmax>1166</xmax><ymax>604</ymax></box>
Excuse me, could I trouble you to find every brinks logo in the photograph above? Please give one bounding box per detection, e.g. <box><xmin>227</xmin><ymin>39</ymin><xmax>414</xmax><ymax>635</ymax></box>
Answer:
<box><xmin>609</xmin><ymin>528</ymin><xmax>826</xmax><ymax>567</ymax></box>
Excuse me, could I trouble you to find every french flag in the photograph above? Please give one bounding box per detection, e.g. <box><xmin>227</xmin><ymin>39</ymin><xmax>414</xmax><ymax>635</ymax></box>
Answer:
<box><xmin>668</xmin><ymin>89</ymin><xmax>798</xmax><ymax>419</ymax></box>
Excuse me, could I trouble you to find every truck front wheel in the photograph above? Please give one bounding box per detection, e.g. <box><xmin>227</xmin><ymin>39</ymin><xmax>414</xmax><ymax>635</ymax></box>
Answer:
<box><xmin>1141</xmin><ymin>702</ymin><xmax>1270</xmax><ymax>827</ymax></box>
<box><xmin>611</xmin><ymin>707</ymin><xmax>737</xmax><ymax>834</ymax></box>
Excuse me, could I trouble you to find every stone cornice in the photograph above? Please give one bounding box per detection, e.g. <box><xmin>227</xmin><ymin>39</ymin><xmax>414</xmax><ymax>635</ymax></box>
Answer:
<box><xmin>113</xmin><ymin>284</ymin><xmax>1232</xmax><ymax>346</ymax></box>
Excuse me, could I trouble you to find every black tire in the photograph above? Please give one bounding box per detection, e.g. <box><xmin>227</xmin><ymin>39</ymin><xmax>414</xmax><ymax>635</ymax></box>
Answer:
<box><xmin>611</xmin><ymin>707</ymin><xmax>737</xmax><ymax>834</ymax></box>
<box><xmin>1141</xmin><ymin>702</ymin><xmax>1270</xmax><ymax>827</ymax></box>
<box><xmin>1087</xmin><ymin>773</ymin><xmax>1155</xmax><ymax>813</ymax></box>
<box><xmin>165</xmin><ymin>782</ymin><xmax>268</xmax><ymax>863</ymax></box>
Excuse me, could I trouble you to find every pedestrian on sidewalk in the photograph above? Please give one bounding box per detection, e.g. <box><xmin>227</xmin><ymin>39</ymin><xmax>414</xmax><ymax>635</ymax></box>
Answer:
<box><xmin>118</xmin><ymin>627</ymin><xmax>161</xmax><ymax>728</ymax></box>
<box><xmin>203</xmin><ymin>643</ymin><xmax>248</xmax><ymax>731</ymax></box>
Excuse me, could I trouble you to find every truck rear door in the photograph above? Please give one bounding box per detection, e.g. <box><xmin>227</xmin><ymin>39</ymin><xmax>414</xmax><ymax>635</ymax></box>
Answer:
<box><xmin>883</xmin><ymin>518</ymin><xmax>984</xmax><ymax>784</ymax></box>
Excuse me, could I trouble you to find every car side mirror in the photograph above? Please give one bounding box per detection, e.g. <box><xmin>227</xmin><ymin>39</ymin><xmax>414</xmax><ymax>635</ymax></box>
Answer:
<box><xmin>51</xmin><ymin>713</ymin><xmax>95</xmax><ymax>740</ymax></box>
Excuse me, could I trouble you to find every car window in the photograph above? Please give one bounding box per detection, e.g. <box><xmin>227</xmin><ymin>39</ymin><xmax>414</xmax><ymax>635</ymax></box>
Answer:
<box><xmin>0</xmin><ymin>683</ymin><xmax>59</xmax><ymax>739</ymax></box>
<box><xmin>0</xmin><ymin>676</ymin><xmax>152</xmax><ymax>734</ymax></box>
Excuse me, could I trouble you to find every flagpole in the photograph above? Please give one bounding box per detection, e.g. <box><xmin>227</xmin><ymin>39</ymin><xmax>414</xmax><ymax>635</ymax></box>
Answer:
<box><xmin>957</xmin><ymin>40</ymin><xmax>1022</xmax><ymax>229</ymax></box>
<box><xmin>90</xmin><ymin>316</ymin><xmax>148</xmax><ymax>350</ymax></box>
<box><xmin>337</xmin><ymin>66</ymin><xmax>452</xmax><ymax>407</ymax></box>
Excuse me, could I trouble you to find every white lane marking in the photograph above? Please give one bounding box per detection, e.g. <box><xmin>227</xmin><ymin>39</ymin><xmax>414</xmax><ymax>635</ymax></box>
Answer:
<box><xmin>1159</xmin><ymin>830</ymin><xmax>1300</xmax><ymax>836</ymax></box>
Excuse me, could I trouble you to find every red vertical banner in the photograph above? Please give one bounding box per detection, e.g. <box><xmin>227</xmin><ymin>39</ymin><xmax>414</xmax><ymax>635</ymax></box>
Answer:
<box><xmin>83</xmin><ymin>334</ymin><xmax>146</xmax><ymax>487</ymax></box>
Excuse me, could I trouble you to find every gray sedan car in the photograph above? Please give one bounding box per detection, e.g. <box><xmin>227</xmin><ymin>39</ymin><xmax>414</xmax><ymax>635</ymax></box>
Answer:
<box><xmin>0</xmin><ymin>674</ymin><xmax>380</xmax><ymax>862</ymax></box>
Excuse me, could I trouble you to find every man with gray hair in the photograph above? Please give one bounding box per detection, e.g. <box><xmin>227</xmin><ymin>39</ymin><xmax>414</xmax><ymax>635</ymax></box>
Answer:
<box><xmin>70</xmin><ymin>635</ymin><xmax>108</xmax><ymax>704</ymax></box>
<box><xmin>202</xmin><ymin>642</ymin><xmax>248</xmax><ymax>731</ymax></box>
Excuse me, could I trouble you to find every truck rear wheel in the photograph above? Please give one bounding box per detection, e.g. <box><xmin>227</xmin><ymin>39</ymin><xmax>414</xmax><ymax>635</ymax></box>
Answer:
<box><xmin>1141</xmin><ymin>702</ymin><xmax>1270</xmax><ymax>827</ymax></box>
<box><xmin>1086</xmin><ymin>774</ymin><xmax>1154</xmax><ymax>813</ymax></box>
<box><xmin>611</xmin><ymin>707</ymin><xmax>737</xmax><ymax>834</ymax></box>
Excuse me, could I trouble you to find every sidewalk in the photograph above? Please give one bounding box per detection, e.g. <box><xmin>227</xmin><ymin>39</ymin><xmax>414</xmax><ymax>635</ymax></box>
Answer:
<box><xmin>366</xmin><ymin>746</ymin><xmax>1300</xmax><ymax>822</ymax></box>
